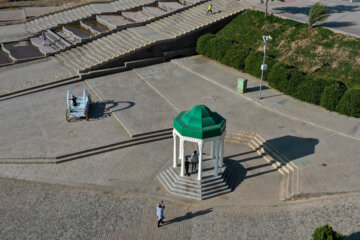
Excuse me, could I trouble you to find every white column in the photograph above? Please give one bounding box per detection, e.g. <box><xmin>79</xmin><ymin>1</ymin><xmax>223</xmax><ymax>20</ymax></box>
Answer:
<box><xmin>197</xmin><ymin>141</ymin><xmax>203</xmax><ymax>181</ymax></box>
<box><xmin>214</xmin><ymin>140</ymin><xmax>220</xmax><ymax>176</ymax></box>
<box><xmin>178</xmin><ymin>139</ymin><xmax>182</xmax><ymax>160</ymax></box>
<box><xmin>180</xmin><ymin>139</ymin><xmax>185</xmax><ymax>177</ymax></box>
<box><xmin>210</xmin><ymin>141</ymin><xmax>215</xmax><ymax>158</ymax></box>
<box><xmin>219</xmin><ymin>133</ymin><xmax>225</xmax><ymax>168</ymax></box>
<box><xmin>173</xmin><ymin>131</ymin><xmax>177</xmax><ymax>168</ymax></box>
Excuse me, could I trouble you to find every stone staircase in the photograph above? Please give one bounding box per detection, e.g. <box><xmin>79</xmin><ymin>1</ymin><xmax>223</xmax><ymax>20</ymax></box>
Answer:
<box><xmin>24</xmin><ymin>0</ymin><xmax>154</xmax><ymax>36</ymax></box>
<box><xmin>157</xmin><ymin>157</ymin><xmax>236</xmax><ymax>200</ymax></box>
<box><xmin>30</xmin><ymin>30</ymin><xmax>72</xmax><ymax>55</ymax></box>
<box><xmin>225</xmin><ymin>130</ymin><xmax>299</xmax><ymax>200</ymax></box>
<box><xmin>55</xmin><ymin>0</ymin><xmax>246</xmax><ymax>74</ymax></box>
<box><xmin>147</xmin><ymin>0</ymin><xmax>245</xmax><ymax>38</ymax></box>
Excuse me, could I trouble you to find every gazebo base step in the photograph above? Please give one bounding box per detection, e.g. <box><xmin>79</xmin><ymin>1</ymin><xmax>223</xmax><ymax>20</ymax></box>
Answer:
<box><xmin>157</xmin><ymin>159</ymin><xmax>236</xmax><ymax>200</ymax></box>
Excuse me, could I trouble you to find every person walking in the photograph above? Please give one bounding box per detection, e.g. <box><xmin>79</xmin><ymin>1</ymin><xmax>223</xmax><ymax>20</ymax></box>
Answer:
<box><xmin>41</xmin><ymin>31</ymin><xmax>47</xmax><ymax>46</ymax></box>
<box><xmin>156</xmin><ymin>201</ymin><xmax>166</xmax><ymax>227</ymax></box>
<box><xmin>191</xmin><ymin>150</ymin><xmax>198</xmax><ymax>173</ymax></box>
<box><xmin>207</xmin><ymin>4</ymin><xmax>212</xmax><ymax>15</ymax></box>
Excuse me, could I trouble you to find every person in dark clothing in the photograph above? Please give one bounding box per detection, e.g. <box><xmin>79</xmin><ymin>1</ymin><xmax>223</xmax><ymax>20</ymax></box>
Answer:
<box><xmin>185</xmin><ymin>157</ymin><xmax>190</xmax><ymax>176</ymax></box>
<box><xmin>71</xmin><ymin>95</ymin><xmax>77</xmax><ymax>107</ymax></box>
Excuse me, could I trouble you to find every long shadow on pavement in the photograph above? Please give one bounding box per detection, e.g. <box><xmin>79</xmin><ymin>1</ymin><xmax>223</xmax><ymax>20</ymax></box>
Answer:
<box><xmin>273</xmin><ymin>5</ymin><xmax>360</xmax><ymax>15</ymax></box>
<box><xmin>266</xmin><ymin>135</ymin><xmax>319</xmax><ymax>162</ymax></box>
<box><xmin>320</xmin><ymin>21</ymin><xmax>355</xmax><ymax>28</ymax></box>
<box><xmin>164</xmin><ymin>208</ymin><xmax>213</xmax><ymax>225</ymax></box>
<box><xmin>89</xmin><ymin>100</ymin><xmax>135</xmax><ymax>120</ymax></box>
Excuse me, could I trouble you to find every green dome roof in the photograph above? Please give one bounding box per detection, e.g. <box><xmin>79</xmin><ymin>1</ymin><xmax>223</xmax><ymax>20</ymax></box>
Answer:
<box><xmin>174</xmin><ymin>105</ymin><xmax>226</xmax><ymax>139</ymax></box>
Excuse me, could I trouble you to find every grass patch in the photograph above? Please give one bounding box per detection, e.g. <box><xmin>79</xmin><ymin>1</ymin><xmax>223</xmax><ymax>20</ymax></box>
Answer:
<box><xmin>217</xmin><ymin>10</ymin><xmax>360</xmax><ymax>88</ymax></box>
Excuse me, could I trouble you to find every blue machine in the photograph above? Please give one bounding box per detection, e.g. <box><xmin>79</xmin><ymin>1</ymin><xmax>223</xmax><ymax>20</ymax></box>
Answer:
<box><xmin>66</xmin><ymin>90</ymin><xmax>91</xmax><ymax>122</ymax></box>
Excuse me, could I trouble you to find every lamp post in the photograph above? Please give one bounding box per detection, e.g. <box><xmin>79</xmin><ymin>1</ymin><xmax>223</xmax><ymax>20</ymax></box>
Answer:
<box><xmin>259</xmin><ymin>35</ymin><xmax>272</xmax><ymax>99</ymax></box>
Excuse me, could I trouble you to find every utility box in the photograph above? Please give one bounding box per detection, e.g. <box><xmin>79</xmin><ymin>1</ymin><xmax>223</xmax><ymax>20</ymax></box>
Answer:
<box><xmin>237</xmin><ymin>77</ymin><xmax>247</xmax><ymax>93</ymax></box>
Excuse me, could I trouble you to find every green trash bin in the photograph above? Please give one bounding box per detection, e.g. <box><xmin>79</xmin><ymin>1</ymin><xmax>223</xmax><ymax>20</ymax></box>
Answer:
<box><xmin>237</xmin><ymin>77</ymin><xmax>247</xmax><ymax>93</ymax></box>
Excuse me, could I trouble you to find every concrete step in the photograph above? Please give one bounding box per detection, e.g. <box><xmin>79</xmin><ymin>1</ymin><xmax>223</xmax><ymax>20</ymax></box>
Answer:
<box><xmin>0</xmin><ymin>73</ymin><xmax>80</xmax><ymax>102</ymax></box>
<box><xmin>113</xmin><ymin>33</ymin><xmax>138</xmax><ymax>51</ymax></box>
<box><xmin>65</xmin><ymin>50</ymin><xmax>88</xmax><ymax>70</ymax></box>
<box><xmin>159</xmin><ymin>168</ymin><xmax>231</xmax><ymax>200</ymax></box>
<box><xmin>167</xmin><ymin>167</ymin><xmax>227</xmax><ymax>188</ymax></box>
<box><xmin>90</xmin><ymin>40</ymin><xmax>117</xmax><ymax>59</ymax></box>
<box><xmin>98</xmin><ymin>38</ymin><xmax>122</xmax><ymax>54</ymax></box>
<box><xmin>82</xmin><ymin>44</ymin><xmax>107</xmax><ymax>62</ymax></box>
<box><xmin>74</xmin><ymin>46</ymin><xmax>100</xmax><ymax>65</ymax></box>
<box><xmin>58</xmin><ymin>52</ymin><xmax>82</xmax><ymax>71</ymax></box>
<box><xmin>71</xmin><ymin>48</ymin><xmax>94</xmax><ymax>67</ymax></box>
<box><xmin>106</xmin><ymin>35</ymin><xmax>129</xmax><ymax>52</ymax></box>
<box><xmin>81</xmin><ymin>46</ymin><xmax>103</xmax><ymax>64</ymax></box>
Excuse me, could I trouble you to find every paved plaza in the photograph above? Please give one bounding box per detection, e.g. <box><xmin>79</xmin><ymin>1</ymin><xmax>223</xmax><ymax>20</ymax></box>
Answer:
<box><xmin>0</xmin><ymin>55</ymin><xmax>360</xmax><ymax>239</ymax></box>
<box><xmin>0</xmin><ymin>0</ymin><xmax>359</xmax><ymax>238</ymax></box>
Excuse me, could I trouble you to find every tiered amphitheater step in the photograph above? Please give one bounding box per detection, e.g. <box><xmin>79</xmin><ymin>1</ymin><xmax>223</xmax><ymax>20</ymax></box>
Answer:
<box><xmin>24</xmin><ymin>0</ymin><xmax>155</xmax><ymax>36</ymax></box>
<box><xmin>56</xmin><ymin>28</ymin><xmax>153</xmax><ymax>73</ymax></box>
<box><xmin>96</xmin><ymin>14</ymin><xmax>135</xmax><ymax>29</ymax></box>
<box><xmin>30</xmin><ymin>30</ymin><xmax>71</xmax><ymax>55</ymax></box>
<box><xmin>0</xmin><ymin>46</ymin><xmax>13</xmax><ymax>65</ymax></box>
<box><xmin>158</xmin><ymin>2</ymin><xmax>185</xmax><ymax>11</ymax></box>
<box><xmin>147</xmin><ymin>0</ymin><xmax>245</xmax><ymax>38</ymax></box>
<box><xmin>56</xmin><ymin>29</ymin><xmax>79</xmax><ymax>44</ymax></box>
<box><xmin>56</xmin><ymin>0</ymin><xmax>245</xmax><ymax>74</ymax></box>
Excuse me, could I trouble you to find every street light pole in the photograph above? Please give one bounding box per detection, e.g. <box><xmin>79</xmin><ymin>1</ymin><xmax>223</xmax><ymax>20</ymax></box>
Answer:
<box><xmin>259</xmin><ymin>35</ymin><xmax>272</xmax><ymax>99</ymax></box>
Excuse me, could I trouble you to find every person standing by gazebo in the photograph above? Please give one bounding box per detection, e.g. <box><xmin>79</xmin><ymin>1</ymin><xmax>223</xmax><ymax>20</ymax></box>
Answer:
<box><xmin>191</xmin><ymin>151</ymin><xmax>198</xmax><ymax>173</ymax></box>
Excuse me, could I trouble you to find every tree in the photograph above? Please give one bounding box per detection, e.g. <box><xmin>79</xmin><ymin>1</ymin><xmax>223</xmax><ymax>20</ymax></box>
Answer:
<box><xmin>308</xmin><ymin>2</ymin><xmax>330</xmax><ymax>29</ymax></box>
<box><xmin>260</xmin><ymin>0</ymin><xmax>284</xmax><ymax>17</ymax></box>
<box><xmin>312</xmin><ymin>224</ymin><xmax>343</xmax><ymax>240</ymax></box>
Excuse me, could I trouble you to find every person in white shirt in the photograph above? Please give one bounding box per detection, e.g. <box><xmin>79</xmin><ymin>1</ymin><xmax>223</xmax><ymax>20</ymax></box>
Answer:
<box><xmin>191</xmin><ymin>151</ymin><xmax>198</xmax><ymax>173</ymax></box>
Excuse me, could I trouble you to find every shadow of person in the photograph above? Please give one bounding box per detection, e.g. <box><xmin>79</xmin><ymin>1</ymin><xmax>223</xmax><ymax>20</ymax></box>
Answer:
<box><xmin>163</xmin><ymin>208</ymin><xmax>213</xmax><ymax>225</ymax></box>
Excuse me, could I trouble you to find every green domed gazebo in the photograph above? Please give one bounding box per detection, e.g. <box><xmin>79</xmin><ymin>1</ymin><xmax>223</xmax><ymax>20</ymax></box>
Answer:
<box><xmin>173</xmin><ymin>105</ymin><xmax>226</xmax><ymax>180</ymax></box>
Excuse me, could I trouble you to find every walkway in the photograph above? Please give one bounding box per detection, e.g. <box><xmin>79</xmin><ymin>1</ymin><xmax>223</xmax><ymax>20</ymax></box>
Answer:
<box><xmin>242</xmin><ymin>0</ymin><xmax>360</xmax><ymax>37</ymax></box>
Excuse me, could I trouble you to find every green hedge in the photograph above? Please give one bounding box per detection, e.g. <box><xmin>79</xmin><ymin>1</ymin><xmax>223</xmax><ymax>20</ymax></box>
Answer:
<box><xmin>196</xmin><ymin>33</ymin><xmax>215</xmax><ymax>56</ymax></box>
<box><xmin>320</xmin><ymin>82</ymin><xmax>347</xmax><ymax>111</ymax></box>
<box><xmin>221</xmin><ymin>44</ymin><xmax>250</xmax><ymax>70</ymax></box>
<box><xmin>336</xmin><ymin>89</ymin><xmax>360</xmax><ymax>117</ymax></box>
<box><xmin>268</xmin><ymin>62</ymin><xmax>289</xmax><ymax>89</ymax></box>
<box><xmin>282</xmin><ymin>69</ymin><xmax>305</xmax><ymax>95</ymax></box>
<box><xmin>196</xmin><ymin>33</ymin><xmax>359</xmax><ymax>118</ymax></box>
<box><xmin>312</xmin><ymin>224</ymin><xmax>343</xmax><ymax>240</ymax></box>
<box><xmin>206</xmin><ymin>36</ymin><xmax>233</xmax><ymax>61</ymax></box>
<box><xmin>245</xmin><ymin>51</ymin><xmax>275</xmax><ymax>79</ymax></box>
<box><xmin>295</xmin><ymin>76</ymin><xmax>334</xmax><ymax>105</ymax></box>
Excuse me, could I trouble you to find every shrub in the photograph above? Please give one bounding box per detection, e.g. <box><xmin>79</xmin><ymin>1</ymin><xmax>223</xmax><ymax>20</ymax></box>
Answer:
<box><xmin>312</xmin><ymin>224</ymin><xmax>343</xmax><ymax>240</ymax></box>
<box><xmin>335</xmin><ymin>88</ymin><xmax>360</xmax><ymax>117</ymax></box>
<box><xmin>244</xmin><ymin>51</ymin><xmax>275</xmax><ymax>79</ymax></box>
<box><xmin>206</xmin><ymin>36</ymin><xmax>233</xmax><ymax>61</ymax></box>
<box><xmin>221</xmin><ymin>44</ymin><xmax>250</xmax><ymax>70</ymax></box>
<box><xmin>268</xmin><ymin>62</ymin><xmax>289</xmax><ymax>89</ymax></box>
<box><xmin>295</xmin><ymin>76</ymin><xmax>334</xmax><ymax>105</ymax></box>
<box><xmin>196</xmin><ymin>33</ymin><xmax>215</xmax><ymax>56</ymax></box>
<box><xmin>320</xmin><ymin>82</ymin><xmax>347</xmax><ymax>111</ymax></box>
<box><xmin>281</xmin><ymin>69</ymin><xmax>305</xmax><ymax>95</ymax></box>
